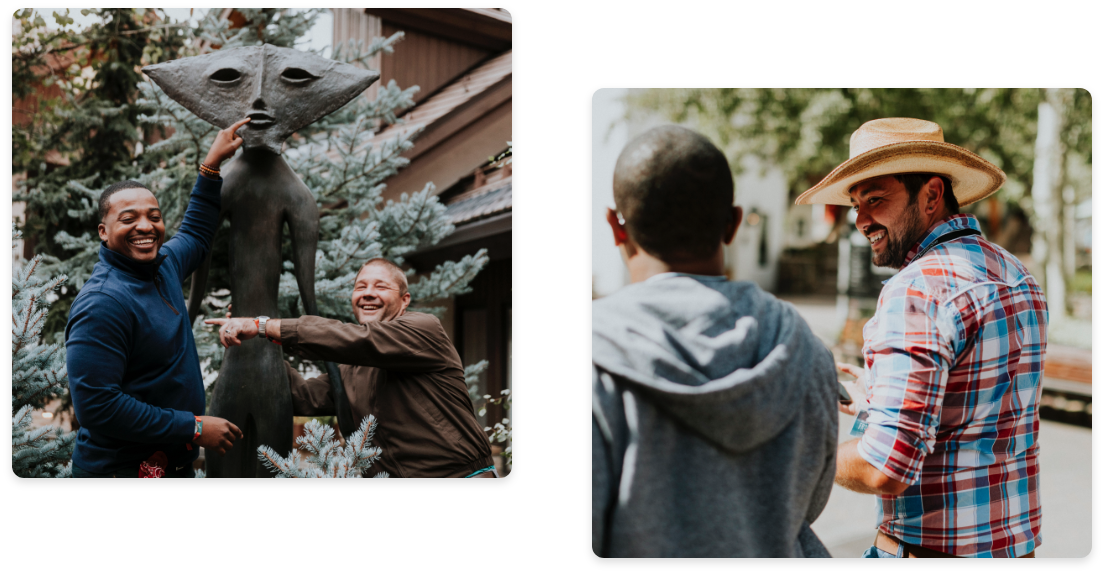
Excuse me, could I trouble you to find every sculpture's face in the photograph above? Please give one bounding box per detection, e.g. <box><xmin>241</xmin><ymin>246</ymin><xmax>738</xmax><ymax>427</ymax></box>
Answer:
<box><xmin>144</xmin><ymin>44</ymin><xmax>379</xmax><ymax>154</ymax></box>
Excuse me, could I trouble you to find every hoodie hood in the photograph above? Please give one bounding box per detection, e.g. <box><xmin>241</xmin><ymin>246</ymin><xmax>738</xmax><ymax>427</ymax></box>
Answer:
<box><xmin>593</xmin><ymin>274</ymin><xmax>825</xmax><ymax>454</ymax></box>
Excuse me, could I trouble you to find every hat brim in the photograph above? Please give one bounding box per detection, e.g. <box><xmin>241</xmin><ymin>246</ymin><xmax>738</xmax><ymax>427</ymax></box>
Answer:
<box><xmin>794</xmin><ymin>141</ymin><xmax>1006</xmax><ymax>207</ymax></box>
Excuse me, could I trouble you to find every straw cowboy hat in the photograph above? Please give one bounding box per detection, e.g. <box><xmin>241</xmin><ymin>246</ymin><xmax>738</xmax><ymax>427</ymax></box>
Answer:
<box><xmin>794</xmin><ymin>118</ymin><xmax>1006</xmax><ymax>207</ymax></box>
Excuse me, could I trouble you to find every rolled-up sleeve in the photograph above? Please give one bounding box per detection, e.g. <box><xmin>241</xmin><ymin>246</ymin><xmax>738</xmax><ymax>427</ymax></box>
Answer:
<box><xmin>856</xmin><ymin>277</ymin><xmax>962</xmax><ymax>485</ymax></box>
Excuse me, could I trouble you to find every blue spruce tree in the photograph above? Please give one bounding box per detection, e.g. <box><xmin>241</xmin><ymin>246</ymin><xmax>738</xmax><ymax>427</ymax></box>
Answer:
<box><xmin>12</xmin><ymin>225</ymin><xmax>76</xmax><ymax>477</ymax></box>
<box><xmin>258</xmin><ymin>415</ymin><xmax>387</xmax><ymax>478</ymax></box>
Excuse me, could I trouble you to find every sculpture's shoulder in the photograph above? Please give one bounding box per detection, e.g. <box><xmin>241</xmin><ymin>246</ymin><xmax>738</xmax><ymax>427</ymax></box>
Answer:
<box><xmin>221</xmin><ymin>150</ymin><xmax>310</xmax><ymax>202</ymax></box>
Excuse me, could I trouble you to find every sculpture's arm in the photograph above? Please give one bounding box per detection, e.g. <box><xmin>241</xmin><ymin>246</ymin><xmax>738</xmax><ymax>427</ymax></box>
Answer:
<box><xmin>285</xmin><ymin>200</ymin><xmax>354</xmax><ymax>438</ymax></box>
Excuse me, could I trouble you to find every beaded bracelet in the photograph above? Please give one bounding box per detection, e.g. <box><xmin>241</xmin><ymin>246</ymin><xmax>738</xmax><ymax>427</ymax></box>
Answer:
<box><xmin>199</xmin><ymin>163</ymin><xmax>221</xmax><ymax>179</ymax></box>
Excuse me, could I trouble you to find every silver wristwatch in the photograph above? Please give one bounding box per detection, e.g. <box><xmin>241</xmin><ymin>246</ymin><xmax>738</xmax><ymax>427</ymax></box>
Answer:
<box><xmin>257</xmin><ymin>316</ymin><xmax>270</xmax><ymax>338</ymax></box>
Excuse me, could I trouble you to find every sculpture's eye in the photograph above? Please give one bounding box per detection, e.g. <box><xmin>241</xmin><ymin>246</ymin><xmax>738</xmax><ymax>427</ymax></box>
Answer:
<box><xmin>210</xmin><ymin>68</ymin><xmax>242</xmax><ymax>84</ymax></box>
<box><xmin>280</xmin><ymin>67</ymin><xmax>317</xmax><ymax>84</ymax></box>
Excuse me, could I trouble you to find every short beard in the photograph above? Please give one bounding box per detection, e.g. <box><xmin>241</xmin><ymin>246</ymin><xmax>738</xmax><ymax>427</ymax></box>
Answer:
<box><xmin>872</xmin><ymin>199</ymin><xmax>927</xmax><ymax>269</ymax></box>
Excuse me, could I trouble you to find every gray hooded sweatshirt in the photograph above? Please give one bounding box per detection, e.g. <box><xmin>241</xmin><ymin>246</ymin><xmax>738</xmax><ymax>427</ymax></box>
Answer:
<box><xmin>592</xmin><ymin>274</ymin><xmax>838</xmax><ymax>557</ymax></box>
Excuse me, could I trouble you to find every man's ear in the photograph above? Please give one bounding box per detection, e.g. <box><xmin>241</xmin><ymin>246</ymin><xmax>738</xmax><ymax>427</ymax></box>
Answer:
<box><xmin>922</xmin><ymin>176</ymin><xmax>945</xmax><ymax>215</ymax></box>
<box><xmin>97</xmin><ymin>222</ymin><xmax>108</xmax><ymax>243</ymax></box>
<box><xmin>723</xmin><ymin>206</ymin><xmax>743</xmax><ymax>245</ymax></box>
<box><xmin>606</xmin><ymin>207</ymin><xmax>628</xmax><ymax>246</ymax></box>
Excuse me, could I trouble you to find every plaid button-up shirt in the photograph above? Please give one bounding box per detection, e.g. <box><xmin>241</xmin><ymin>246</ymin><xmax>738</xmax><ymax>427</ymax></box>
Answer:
<box><xmin>856</xmin><ymin>214</ymin><xmax>1048</xmax><ymax>557</ymax></box>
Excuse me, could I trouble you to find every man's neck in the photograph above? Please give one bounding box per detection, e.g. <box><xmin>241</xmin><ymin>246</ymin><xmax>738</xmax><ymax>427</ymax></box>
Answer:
<box><xmin>925</xmin><ymin>207</ymin><xmax>955</xmax><ymax>231</ymax></box>
<box><xmin>625</xmin><ymin>250</ymin><xmax>725</xmax><ymax>284</ymax></box>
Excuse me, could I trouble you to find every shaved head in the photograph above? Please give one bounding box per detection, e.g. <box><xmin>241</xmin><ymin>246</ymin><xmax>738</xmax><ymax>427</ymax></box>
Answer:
<box><xmin>613</xmin><ymin>125</ymin><xmax>734</xmax><ymax>261</ymax></box>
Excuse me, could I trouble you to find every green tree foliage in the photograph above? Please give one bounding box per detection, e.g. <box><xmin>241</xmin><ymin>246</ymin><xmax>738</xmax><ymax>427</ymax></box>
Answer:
<box><xmin>466</xmin><ymin>360</ymin><xmax>511</xmax><ymax>468</ymax></box>
<box><xmin>12</xmin><ymin>225</ymin><xmax>76</xmax><ymax>477</ymax></box>
<box><xmin>626</xmin><ymin>88</ymin><xmax>1090</xmax><ymax>208</ymax></box>
<box><xmin>13</xmin><ymin>8</ymin><xmax>488</xmax><ymax>382</ymax></box>
<box><xmin>627</xmin><ymin>88</ymin><xmax>1092</xmax><ymax>321</ymax></box>
<box><xmin>257</xmin><ymin>415</ymin><xmax>387</xmax><ymax>478</ymax></box>
<box><xmin>14</xmin><ymin>9</ymin><xmax>192</xmax><ymax>339</ymax></box>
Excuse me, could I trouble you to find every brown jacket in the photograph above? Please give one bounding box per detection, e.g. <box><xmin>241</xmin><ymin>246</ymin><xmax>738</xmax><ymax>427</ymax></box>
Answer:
<box><xmin>281</xmin><ymin>312</ymin><xmax>494</xmax><ymax>478</ymax></box>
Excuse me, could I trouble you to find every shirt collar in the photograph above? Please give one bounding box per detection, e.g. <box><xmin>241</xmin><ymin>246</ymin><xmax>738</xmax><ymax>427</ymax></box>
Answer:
<box><xmin>644</xmin><ymin>271</ymin><xmax>728</xmax><ymax>284</ymax></box>
<box><xmin>99</xmin><ymin>241</ymin><xmax>167</xmax><ymax>281</ymax></box>
<box><xmin>903</xmin><ymin>214</ymin><xmax>982</xmax><ymax>265</ymax></box>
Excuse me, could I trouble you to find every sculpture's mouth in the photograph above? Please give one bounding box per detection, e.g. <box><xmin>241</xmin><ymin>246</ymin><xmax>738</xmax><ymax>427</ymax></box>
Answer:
<box><xmin>246</xmin><ymin>112</ymin><xmax>275</xmax><ymax>129</ymax></box>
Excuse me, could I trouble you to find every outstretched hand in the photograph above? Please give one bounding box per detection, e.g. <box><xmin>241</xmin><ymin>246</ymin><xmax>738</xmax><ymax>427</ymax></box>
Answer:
<box><xmin>203</xmin><ymin>117</ymin><xmax>251</xmax><ymax>168</ymax></box>
<box><xmin>194</xmin><ymin>416</ymin><xmax>243</xmax><ymax>455</ymax></box>
<box><xmin>204</xmin><ymin>316</ymin><xmax>259</xmax><ymax>348</ymax></box>
<box><xmin>837</xmin><ymin>362</ymin><xmax>870</xmax><ymax>416</ymax></box>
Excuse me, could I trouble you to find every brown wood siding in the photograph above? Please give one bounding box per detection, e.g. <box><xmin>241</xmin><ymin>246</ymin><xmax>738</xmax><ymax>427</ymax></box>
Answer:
<box><xmin>455</xmin><ymin>257</ymin><xmax>511</xmax><ymax>426</ymax></box>
<box><xmin>380</xmin><ymin>22</ymin><xmax>491</xmax><ymax>107</ymax></box>
<box><xmin>331</xmin><ymin>8</ymin><xmax>383</xmax><ymax>101</ymax></box>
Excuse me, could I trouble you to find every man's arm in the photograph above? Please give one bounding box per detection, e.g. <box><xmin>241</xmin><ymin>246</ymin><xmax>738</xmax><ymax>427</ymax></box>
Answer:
<box><xmin>835</xmin><ymin>438</ymin><xmax>909</xmax><ymax>495</ymax></box>
<box><xmin>67</xmin><ymin>294</ymin><xmax>196</xmax><ymax>443</ymax></box>
<box><xmin>161</xmin><ymin>175</ymin><xmax>221</xmax><ymax>280</ymax></box>
<box><xmin>285</xmin><ymin>360</ymin><xmax>335</xmax><ymax>416</ymax></box>
<box><xmin>207</xmin><ymin>314</ymin><xmax>451</xmax><ymax>372</ymax></box>
<box><xmin>162</xmin><ymin>118</ymin><xmax>250</xmax><ymax>279</ymax></box>
<box><xmin>835</xmin><ymin>277</ymin><xmax>962</xmax><ymax>494</ymax></box>
<box><xmin>281</xmin><ymin>314</ymin><xmax>451</xmax><ymax>372</ymax></box>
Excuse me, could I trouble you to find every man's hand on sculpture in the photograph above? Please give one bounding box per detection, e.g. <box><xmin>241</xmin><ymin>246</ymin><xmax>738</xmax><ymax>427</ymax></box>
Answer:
<box><xmin>194</xmin><ymin>416</ymin><xmax>243</xmax><ymax>455</ymax></box>
<box><xmin>203</xmin><ymin>117</ymin><xmax>251</xmax><ymax>168</ymax></box>
<box><xmin>204</xmin><ymin>316</ymin><xmax>259</xmax><ymax>348</ymax></box>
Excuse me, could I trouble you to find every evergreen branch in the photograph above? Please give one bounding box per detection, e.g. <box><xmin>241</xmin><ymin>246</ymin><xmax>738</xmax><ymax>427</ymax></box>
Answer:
<box><xmin>311</xmin><ymin>129</ymin><xmax>417</xmax><ymax>202</ymax></box>
<box><xmin>115</xmin><ymin>23</ymin><xmax>190</xmax><ymax>36</ymax></box>
<box><xmin>258</xmin><ymin>445</ymin><xmax>305</xmax><ymax>478</ymax></box>
<box><xmin>257</xmin><ymin>416</ymin><xmax>384</xmax><ymax>478</ymax></box>
<box><xmin>15</xmin><ymin>291</ymin><xmax>40</xmax><ymax>359</ymax></box>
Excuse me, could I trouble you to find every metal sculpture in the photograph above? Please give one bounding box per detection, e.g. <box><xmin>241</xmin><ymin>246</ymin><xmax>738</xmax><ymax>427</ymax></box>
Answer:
<box><xmin>144</xmin><ymin>44</ymin><xmax>378</xmax><ymax>477</ymax></box>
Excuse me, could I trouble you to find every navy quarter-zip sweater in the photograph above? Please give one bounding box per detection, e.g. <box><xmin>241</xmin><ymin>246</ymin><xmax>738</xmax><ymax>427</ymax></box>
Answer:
<box><xmin>66</xmin><ymin>175</ymin><xmax>220</xmax><ymax>474</ymax></box>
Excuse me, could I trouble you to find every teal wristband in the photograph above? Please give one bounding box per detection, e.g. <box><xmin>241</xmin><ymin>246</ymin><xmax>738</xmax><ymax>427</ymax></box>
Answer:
<box><xmin>194</xmin><ymin>417</ymin><xmax>203</xmax><ymax>441</ymax></box>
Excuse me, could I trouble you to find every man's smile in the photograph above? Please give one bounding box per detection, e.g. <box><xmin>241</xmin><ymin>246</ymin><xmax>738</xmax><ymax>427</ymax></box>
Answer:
<box><xmin>128</xmin><ymin>235</ymin><xmax>159</xmax><ymax>250</ymax></box>
<box><xmin>867</xmin><ymin>229</ymin><xmax>886</xmax><ymax>249</ymax></box>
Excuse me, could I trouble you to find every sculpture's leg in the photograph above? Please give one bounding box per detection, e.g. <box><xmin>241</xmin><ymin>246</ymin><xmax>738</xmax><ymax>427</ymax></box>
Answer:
<box><xmin>204</xmin><ymin>352</ymin><xmax>243</xmax><ymax>478</ymax></box>
<box><xmin>206</xmin><ymin>341</ymin><xmax>292</xmax><ymax>477</ymax></box>
<box><xmin>207</xmin><ymin>361</ymin><xmax>240</xmax><ymax>476</ymax></box>
<box><xmin>286</xmin><ymin>201</ymin><xmax>354</xmax><ymax>438</ymax></box>
<box><xmin>250</xmin><ymin>337</ymin><xmax>291</xmax><ymax>476</ymax></box>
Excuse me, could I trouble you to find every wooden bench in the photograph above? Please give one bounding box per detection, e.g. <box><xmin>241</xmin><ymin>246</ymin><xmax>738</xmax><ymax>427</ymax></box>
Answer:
<box><xmin>1043</xmin><ymin>344</ymin><xmax>1092</xmax><ymax>397</ymax></box>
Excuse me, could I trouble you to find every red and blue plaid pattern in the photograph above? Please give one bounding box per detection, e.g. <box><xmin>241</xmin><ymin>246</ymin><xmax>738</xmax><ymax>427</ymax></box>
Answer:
<box><xmin>856</xmin><ymin>214</ymin><xmax>1048</xmax><ymax>558</ymax></box>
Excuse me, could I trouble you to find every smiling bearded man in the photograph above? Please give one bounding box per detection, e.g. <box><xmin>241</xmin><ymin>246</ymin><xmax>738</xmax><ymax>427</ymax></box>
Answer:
<box><xmin>796</xmin><ymin>118</ymin><xmax>1048</xmax><ymax>558</ymax></box>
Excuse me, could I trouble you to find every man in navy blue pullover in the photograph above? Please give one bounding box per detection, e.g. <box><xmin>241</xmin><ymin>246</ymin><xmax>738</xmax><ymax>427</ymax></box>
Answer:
<box><xmin>66</xmin><ymin>118</ymin><xmax>250</xmax><ymax>478</ymax></box>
